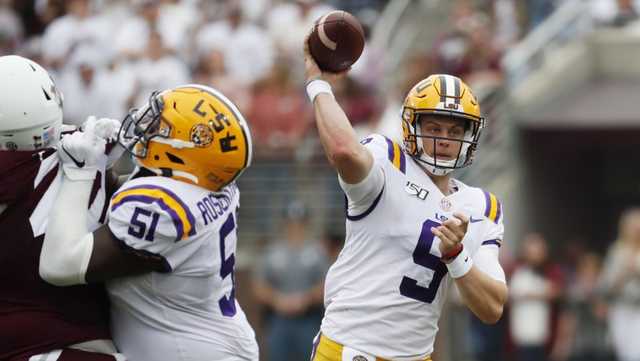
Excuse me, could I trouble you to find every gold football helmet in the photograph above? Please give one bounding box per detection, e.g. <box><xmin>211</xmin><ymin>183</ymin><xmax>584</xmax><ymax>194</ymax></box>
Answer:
<box><xmin>119</xmin><ymin>84</ymin><xmax>252</xmax><ymax>191</ymax></box>
<box><xmin>401</xmin><ymin>74</ymin><xmax>485</xmax><ymax>176</ymax></box>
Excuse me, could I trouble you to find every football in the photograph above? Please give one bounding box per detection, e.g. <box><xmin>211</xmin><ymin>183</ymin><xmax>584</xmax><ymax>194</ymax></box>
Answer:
<box><xmin>308</xmin><ymin>10</ymin><xmax>365</xmax><ymax>73</ymax></box>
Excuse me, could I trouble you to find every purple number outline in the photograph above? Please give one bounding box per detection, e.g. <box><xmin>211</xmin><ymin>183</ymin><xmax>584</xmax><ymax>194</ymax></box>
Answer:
<box><xmin>399</xmin><ymin>219</ymin><xmax>448</xmax><ymax>303</ymax></box>
<box><xmin>218</xmin><ymin>212</ymin><xmax>237</xmax><ymax>317</ymax></box>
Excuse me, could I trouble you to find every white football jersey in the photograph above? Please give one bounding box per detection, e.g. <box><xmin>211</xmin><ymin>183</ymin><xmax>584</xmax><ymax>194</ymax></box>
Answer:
<box><xmin>106</xmin><ymin>176</ymin><xmax>258</xmax><ymax>361</ymax></box>
<box><xmin>321</xmin><ymin>134</ymin><xmax>505</xmax><ymax>360</ymax></box>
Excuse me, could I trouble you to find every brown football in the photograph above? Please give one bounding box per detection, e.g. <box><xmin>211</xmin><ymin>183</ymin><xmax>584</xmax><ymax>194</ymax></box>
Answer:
<box><xmin>308</xmin><ymin>10</ymin><xmax>365</xmax><ymax>73</ymax></box>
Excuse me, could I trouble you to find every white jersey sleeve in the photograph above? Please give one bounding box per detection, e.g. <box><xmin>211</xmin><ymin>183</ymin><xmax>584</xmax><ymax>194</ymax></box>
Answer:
<box><xmin>339</xmin><ymin>134</ymin><xmax>405</xmax><ymax>217</ymax></box>
<box><xmin>108</xmin><ymin>183</ymin><xmax>201</xmax><ymax>272</ymax></box>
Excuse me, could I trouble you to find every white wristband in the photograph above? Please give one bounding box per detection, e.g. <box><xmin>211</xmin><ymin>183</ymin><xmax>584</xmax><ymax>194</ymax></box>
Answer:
<box><xmin>306</xmin><ymin>79</ymin><xmax>334</xmax><ymax>103</ymax></box>
<box><xmin>446</xmin><ymin>246</ymin><xmax>473</xmax><ymax>279</ymax></box>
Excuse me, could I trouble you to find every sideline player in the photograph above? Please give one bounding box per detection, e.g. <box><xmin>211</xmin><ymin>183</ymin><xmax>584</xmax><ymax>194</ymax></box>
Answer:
<box><xmin>40</xmin><ymin>85</ymin><xmax>259</xmax><ymax>361</ymax></box>
<box><xmin>0</xmin><ymin>55</ymin><xmax>124</xmax><ymax>360</ymax></box>
<box><xmin>304</xmin><ymin>40</ymin><xmax>508</xmax><ymax>360</ymax></box>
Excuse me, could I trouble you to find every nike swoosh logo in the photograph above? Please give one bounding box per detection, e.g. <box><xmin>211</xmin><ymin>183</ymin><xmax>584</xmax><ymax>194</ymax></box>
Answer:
<box><xmin>469</xmin><ymin>217</ymin><xmax>483</xmax><ymax>223</ymax></box>
<box><xmin>61</xmin><ymin>145</ymin><xmax>85</xmax><ymax>168</ymax></box>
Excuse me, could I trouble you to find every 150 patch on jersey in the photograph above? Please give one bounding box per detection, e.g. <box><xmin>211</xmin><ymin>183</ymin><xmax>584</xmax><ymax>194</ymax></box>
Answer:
<box><xmin>405</xmin><ymin>181</ymin><xmax>429</xmax><ymax>200</ymax></box>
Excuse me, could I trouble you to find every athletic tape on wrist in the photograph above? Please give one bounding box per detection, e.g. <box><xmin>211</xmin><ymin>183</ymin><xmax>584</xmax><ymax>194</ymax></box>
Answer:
<box><xmin>306</xmin><ymin>79</ymin><xmax>334</xmax><ymax>103</ymax></box>
<box><xmin>446</xmin><ymin>246</ymin><xmax>473</xmax><ymax>279</ymax></box>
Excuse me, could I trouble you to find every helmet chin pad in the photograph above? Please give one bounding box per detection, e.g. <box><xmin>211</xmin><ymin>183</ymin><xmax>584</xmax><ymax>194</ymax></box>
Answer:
<box><xmin>417</xmin><ymin>153</ymin><xmax>458</xmax><ymax>176</ymax></box>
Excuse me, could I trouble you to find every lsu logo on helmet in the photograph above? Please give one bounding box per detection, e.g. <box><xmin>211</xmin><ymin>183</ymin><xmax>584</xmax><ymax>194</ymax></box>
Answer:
<box><xmin>401</xmin><ymin>74</ymin><xmax>485</xmax><ymax>175</ymax></box>
<box><xmin>119</xmin><ymin>84</ymin><xmax>252</xmax><ymax>191</ymax></box>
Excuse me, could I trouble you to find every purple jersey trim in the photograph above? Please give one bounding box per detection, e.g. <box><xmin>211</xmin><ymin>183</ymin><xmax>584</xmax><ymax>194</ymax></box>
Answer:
<box><xmin>112</xmin><ymin>194</ymin><xmax>185</xmax><ymax>242</ymax></box>
<box><xmin>121</xmin><ymin>184</ymin><xmax>196</xmax><ymax>235</ymax></box>
<box><xmin>482</xmin><ymin>190</ymin><xmax>502</xmax><ymax>224</ymax></box>
<box><xmin>310</xmin><ymin>333</ymin><xmax>321</xmax><ymax>361</ymax></box>
<box><xmin>483</xmin><ymin>191</ymin><xmax>491</xmax><ymax>218</ymax></box>
<box><xmin>385</xmin><ymin>137</ymin><xmax>394</xmax><ymax>162</ymax></box>
<box><xmin>383</xmin><ymin>136</ymin><xmax>406</xmax><ymax>174</ymax></box>
<box><xmin>345</xmin><ymin>186</ymin><xmax>385</xmax><ymax>221</ymax></box>
<box><xmin>112</xmin><ymin>184</ymin><xmax>196</xmax><ymax>236</ymax></box>
<box><xmin>481</xmin><ymin>239</ymin><xmax>502</xmax><ymax>247</ymax></box>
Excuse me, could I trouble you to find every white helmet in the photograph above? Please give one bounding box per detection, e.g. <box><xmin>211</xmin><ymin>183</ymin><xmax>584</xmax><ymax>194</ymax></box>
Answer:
<box><xmin>0</xmin><ymin>55</ymin><xmax>64</xmax><ymax>151</ymax></box>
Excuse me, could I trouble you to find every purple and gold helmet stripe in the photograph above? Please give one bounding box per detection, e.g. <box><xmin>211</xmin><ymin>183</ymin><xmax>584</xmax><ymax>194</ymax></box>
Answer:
<box><xmin>384</xmin><ymin>137</ymin><xmax>406</xmax><ymax>174</ymax></box>
<box><xmin>439</xmin><ymin>75</ymin><xmax>447</xmax><ymax>103</ymax></box>
<box><xmin>453</xmin><ymin>77</ymin><xmax>461</xmax><ymax>104</ymax></box>
<box><xmin>483</xmin><ymin>191</ymin><xmax>502</xmax><ymax>224</ymax></box>
<box><xmin>111</xmin><ymin>185</ymin><xmax>196</xmax><ymax>241</ymax></box>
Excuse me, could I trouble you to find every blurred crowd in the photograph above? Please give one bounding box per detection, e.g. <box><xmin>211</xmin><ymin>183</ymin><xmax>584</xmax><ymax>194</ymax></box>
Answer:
<box><xmin>1</xmin><ymin>0</ymin><xmax>639</xmax><ymax>157</ymax></box>
<box><xmin>456</xmin><ymin>208</ymin><xmax>640</xmax><ymax>361</ymax></box>
<box><xmin>0</xmin><ymin>0</ymin><xmax>532</xmax><ymax>160</ymax></box>
<box><xmin>0</xmin><ymin>0</ymin><xmax>386</xmax><ymax>163</ymax></box>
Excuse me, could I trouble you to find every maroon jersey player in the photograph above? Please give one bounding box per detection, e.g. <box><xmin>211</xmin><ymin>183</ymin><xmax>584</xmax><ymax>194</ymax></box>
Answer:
<box><xmin>0</xmin><ymin>55</ymin><xmax>124</xmax><ymax>361</ymax></box>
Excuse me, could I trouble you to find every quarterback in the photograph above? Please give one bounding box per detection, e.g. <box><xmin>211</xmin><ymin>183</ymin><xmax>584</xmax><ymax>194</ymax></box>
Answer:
<box><xmin>304</xmin><ymin>41</ymin><xmax>508</xmax><ymax>360</ymax></box>
<box><xmin>0</xmin><ymin>55</ymin><xmax>124</xmax><ymax>360</ymax></box>
<box><xmin>40</xmin><ymin>85</ymin><xmax>259</xmax><ymax>361</ymax></box>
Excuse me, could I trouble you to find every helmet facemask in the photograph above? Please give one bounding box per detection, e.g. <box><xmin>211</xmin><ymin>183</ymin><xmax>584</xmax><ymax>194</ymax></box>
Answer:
<box><xmin>119</xmin><ymin>91</ymin><xmax>172</xmax><ymax>158</ymax></box>
<box><xmin>410</xmin><ymin>113</ymin><xmax>484</xmax><ymax>176</ymax></box>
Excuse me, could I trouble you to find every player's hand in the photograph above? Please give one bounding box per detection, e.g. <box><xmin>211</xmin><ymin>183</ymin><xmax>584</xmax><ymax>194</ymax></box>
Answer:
<box><xmin>82</xmin><ymin>115</ymin><xmax>121</xmax><ymax>143</ymax></box>
<box><xmin>433</xmin><ymin>212</ymin><xmax>469</xmax><ymax>256</ymax></box>
<box><xmin>58</xmin><ymin>130</ymin><xmax>106</xmax><ymax>181</ymax></box>
<box><xmin>82</xmin><ymin>115</ymin><xmax>126</xmax><ymax>167</ymax></box>
<box><xmin>304</xmin><ymin>33</ymin><xmax>349</xmax><ymax>85</ymax></box>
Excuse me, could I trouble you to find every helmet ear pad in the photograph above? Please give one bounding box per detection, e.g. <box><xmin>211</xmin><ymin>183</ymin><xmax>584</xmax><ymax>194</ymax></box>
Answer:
<box><xmin>402</xmin><ymin>109</ymin><xmax>418</xmax><ymax>156</ymax></box>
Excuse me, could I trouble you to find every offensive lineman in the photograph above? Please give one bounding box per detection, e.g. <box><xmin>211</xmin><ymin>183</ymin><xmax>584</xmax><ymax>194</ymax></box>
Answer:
<box><xmin>40</xmin><ymin>85</ymin><xmax>259</xmax><ymax>361</ymax></box>
<box><xmin>0</xmin><ymin>55</ymin><xmax>124</xmax><ymax>360</ymax></box>
<box><xmin>304</xmin><ymin>40</ymin><xmax>508</xmax><ymax>360</ymax></box>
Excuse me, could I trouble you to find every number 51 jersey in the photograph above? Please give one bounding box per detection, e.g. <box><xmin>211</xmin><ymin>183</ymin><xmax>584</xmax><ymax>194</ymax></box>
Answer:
<box><xmin>106</xmin><ymin>176</ymin><xmax>258</xmax><ymax>361</ymax></box>
<box><xmin>321</xmin><ymin>134</ymin><xmax>506</xmax><ymax>360</ymax></box>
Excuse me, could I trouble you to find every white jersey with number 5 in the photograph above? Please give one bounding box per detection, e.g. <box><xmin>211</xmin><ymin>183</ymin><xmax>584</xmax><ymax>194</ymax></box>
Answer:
<box><xmin>321</xmin><ymin>134</ymin><xmax>506</xmax><ymax>360</ymax></box>
<box><xmin>106</xmin><ymin>176</ymin><xmax>258</xmax><ymax>361</ymax></box>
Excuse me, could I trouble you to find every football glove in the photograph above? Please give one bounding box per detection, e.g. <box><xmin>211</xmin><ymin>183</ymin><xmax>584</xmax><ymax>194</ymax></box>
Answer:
<box><xmin>82</xmin><ymin>115</ymin><xmax>125</xmax><ymax>167</ymax></box>
<box><xmin>58</xmin><ymin>130</ymin><xmax>106</xmax><ymax>181</ymax></box>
